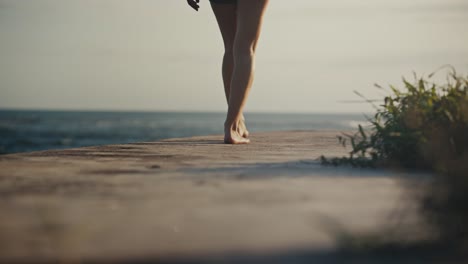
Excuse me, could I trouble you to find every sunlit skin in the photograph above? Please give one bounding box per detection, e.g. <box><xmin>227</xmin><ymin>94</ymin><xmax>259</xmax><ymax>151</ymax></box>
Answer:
<box><xmin>187</xmin><ymin>0</ymin><xmax>269</xmax><ymax>144</ymax></box>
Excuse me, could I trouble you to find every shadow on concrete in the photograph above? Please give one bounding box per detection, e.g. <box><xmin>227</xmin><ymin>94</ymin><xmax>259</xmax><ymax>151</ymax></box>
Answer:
<box><xmin>181</xmin><ymin>160</ymin><xmax>431</xmax><ymax>180</ymax></box>
<box><xmin>160</xmin><ymin>140</ymin><xmax>224</xmax><ymax>145</ymax></box>
<box><xmin>90</xmin><ymin>246</ymin><xmax>462</xmax><ymax>264</ymax></box>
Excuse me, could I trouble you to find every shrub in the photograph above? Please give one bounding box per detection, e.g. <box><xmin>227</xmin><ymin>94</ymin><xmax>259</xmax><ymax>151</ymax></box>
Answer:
<box><xmin>321</xmin><ymin>67</ymin><xmax>468</xmax><ymax>252</ymax></box>
<box><xmin>321</xmin><ymin>67</ymin><xmax>468</xmax><ymax>171</ymax></box>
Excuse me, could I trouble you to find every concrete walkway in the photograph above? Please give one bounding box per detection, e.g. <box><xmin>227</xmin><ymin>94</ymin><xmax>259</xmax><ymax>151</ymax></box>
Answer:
<box><xmin>0</xmin><ymin>131</ymin><xmax>426</xmax><ymax>263</ymax></box>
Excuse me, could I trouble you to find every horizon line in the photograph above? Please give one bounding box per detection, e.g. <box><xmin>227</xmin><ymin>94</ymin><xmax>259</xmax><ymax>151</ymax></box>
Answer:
<box><xmin>0</xmin><ymin>107</ymin><xmax>373</xmax><ymax>115</ymax></box>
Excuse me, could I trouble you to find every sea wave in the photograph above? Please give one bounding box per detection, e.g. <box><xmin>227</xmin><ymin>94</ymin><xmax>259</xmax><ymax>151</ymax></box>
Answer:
<box><xmin>0</xmin><ymin>110</ymin><xmax>368</xmax><ymax>154</ymax></box>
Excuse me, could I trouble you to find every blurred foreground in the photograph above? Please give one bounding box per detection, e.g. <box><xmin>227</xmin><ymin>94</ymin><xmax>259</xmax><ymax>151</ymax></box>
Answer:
<box><xmin>0</xmin><ymin>131</ymin><xmax>462</xmax><ymax>263</ymax></box>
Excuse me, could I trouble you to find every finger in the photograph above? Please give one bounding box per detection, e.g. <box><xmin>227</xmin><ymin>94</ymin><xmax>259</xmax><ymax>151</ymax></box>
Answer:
<box><xmin>191</xmin><ymin>1</ymin><xmax>199</xmax><ymax>11</ymax></box>
<box><xmin>190</xmin><ymin>0</ymin><xmax>199</xmax><ymax>7</ymax></box>
<box><xmin>187</xmin><ymin>0</ymin><xmax>199</xmax><ymax>11</ymax></box>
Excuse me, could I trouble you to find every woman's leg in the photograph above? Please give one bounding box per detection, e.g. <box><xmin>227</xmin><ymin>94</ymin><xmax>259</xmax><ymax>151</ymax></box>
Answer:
<box><xmin>211</xmin><ymin>2</ymin><xmax>250</xmax><ymax>139</ymax></box>
<box><xmin>224</xmin><ymin>0</ymin><xmax>269</xmax><ymax>144</ymax></box>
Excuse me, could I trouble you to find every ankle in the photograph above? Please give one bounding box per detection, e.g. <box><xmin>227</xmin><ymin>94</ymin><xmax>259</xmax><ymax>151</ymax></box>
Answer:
<box><xmin>224</xmin><ymin>119</ymin><xmax>240</xmax><ymax>131</ymax></box>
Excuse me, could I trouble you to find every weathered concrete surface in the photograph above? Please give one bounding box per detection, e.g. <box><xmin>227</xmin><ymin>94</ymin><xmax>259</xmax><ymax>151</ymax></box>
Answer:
<box><xmin>0</xmin><ymin>131</ymin><xmax>427</xmax><ymax>263</ymax></box>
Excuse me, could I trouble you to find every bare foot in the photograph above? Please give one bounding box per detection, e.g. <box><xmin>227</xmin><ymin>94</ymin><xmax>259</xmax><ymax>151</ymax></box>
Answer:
<box><xmin>239</xmin><ymin>118</ymin><xmax>250</xmax><ymax>138</ymax></box>
<box><xmin>224</xmin><ymin>120</ymin><xmax>250</xmax><ymax>144</ymax></box>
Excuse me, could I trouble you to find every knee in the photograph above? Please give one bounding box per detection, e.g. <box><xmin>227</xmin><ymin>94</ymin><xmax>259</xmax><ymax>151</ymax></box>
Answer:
<box><xmin>233</xmin><ymin>41</ymin><xmax>256</xmax><ymax>58</ymax></box>
<box><xmin>224</xmin><ymin>48</ymin><xmax>234</xmax><ymax>60</ymax></box>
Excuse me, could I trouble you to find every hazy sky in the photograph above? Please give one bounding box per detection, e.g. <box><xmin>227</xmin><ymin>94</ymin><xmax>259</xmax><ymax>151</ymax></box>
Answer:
<box><xmin>1</xmin><ymin>0</ymin><xmax>467</xmax><ymax>113</ymax></box>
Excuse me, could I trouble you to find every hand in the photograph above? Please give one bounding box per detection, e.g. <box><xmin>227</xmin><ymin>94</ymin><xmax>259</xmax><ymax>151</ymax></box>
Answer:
<box><xmin>187</xmin><ymin>0</ymin><xmax>200</xmax><ymax>11</ymax></box>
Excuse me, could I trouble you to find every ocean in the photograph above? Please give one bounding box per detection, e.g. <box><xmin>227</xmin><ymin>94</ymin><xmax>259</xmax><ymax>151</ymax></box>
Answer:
<box><xmin>0</xmin><ymin>110</ymin><xmax>369</xmax><ymax>155</ymax></box>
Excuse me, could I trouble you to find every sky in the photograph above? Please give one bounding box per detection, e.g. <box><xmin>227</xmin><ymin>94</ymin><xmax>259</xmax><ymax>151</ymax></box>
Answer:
<box><xmin>1</xmin><ymin>0</ymin><xmax>467</xmax><ymax>113</ymax></box>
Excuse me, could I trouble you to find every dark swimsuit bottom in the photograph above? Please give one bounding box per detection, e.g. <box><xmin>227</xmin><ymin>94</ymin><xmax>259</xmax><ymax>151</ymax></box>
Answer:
<box><xmin>210</xmin><ymin>0</ymin><xmax>237</xmax><ymax>4</ymax></box>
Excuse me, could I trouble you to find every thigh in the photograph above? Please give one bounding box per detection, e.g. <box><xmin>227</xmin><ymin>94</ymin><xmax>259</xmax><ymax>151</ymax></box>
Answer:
<box><xmin>211</xmin><ymin>1</ymin><xmax>237</xmax><ymax>50</ymax></box>
<box><xmin>210</xmin><ymin>0</ymin><xmax>237</xmax><ymax>4</ymax></box>
<box><xmin>235</xmin><ymin>0</ymin><xmax>269</xmax><ymax>51</ymax></box>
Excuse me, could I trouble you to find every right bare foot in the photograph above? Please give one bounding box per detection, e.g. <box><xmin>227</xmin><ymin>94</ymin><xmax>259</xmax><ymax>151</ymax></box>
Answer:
<box><xmin>239</xmin><ymin>118</ymin><xmax>250</xmax><ymax>138</ymax></box>
<box><xmin>224</xmin><ymin>120</ymin><xmax>250</xmax><ymax>144</ymax></box>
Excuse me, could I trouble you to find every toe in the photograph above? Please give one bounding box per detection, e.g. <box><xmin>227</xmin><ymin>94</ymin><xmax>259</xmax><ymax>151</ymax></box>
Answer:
<box><xmin>224</xmin><ymin>133</ymin><xmax>250</xmax><ymax>144</ymax></box>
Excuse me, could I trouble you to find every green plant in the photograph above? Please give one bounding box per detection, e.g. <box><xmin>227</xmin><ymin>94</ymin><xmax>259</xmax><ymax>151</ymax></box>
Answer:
<box><xmin>321</xmin><ymin>67</ymin><xmax>468</xmax><ymax>171</ymax></box>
